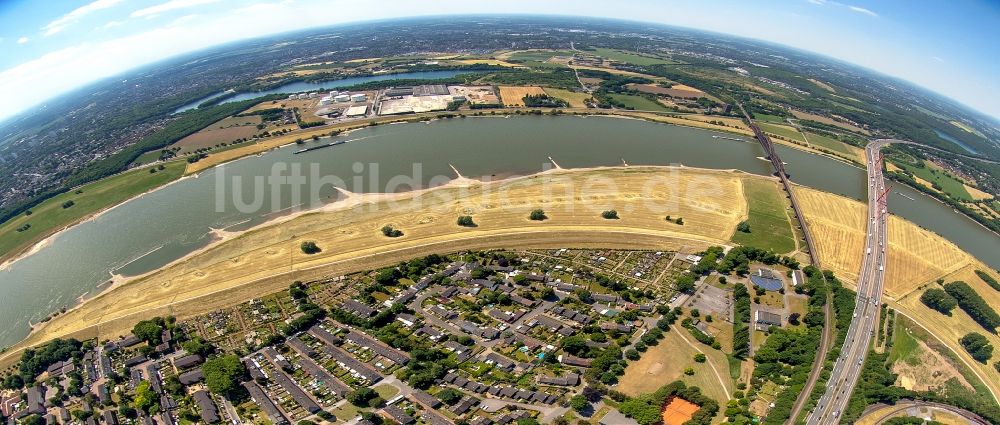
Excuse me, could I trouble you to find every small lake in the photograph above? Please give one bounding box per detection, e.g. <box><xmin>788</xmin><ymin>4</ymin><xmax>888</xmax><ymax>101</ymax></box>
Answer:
<box><xmin>933</xmin><ymin>128</ymin><xmax>978</xmax><ymax>154</ymax></box>
<box><xmin>0</xmin><ymin>116</ymin><xmax>997</xmax><ymax>348</ymax></box>
<box><xmin>174</xmin><ymin>70</ymin><xmax>474</xmax><ymax>113</ymax></box>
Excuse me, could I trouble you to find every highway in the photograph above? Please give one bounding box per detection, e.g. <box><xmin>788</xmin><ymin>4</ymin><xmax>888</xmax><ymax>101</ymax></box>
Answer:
<box><xmin>807</xmin><ymin>139</ymin><xmax>892</xmax><ymax>424</ymax></box>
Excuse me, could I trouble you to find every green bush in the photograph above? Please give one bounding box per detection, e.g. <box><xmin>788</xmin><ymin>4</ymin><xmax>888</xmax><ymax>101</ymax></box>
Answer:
<box><xmin>381</xmin><ymin>225</ymin><xmax>403</xmax><ymax>238</ymax></box>
<box><xmin>300</xmin><ymin>241</ymin><xmax>321</xmax><ymax>254</ymax></box>
<box><xmin>960</xmin><ymin>332</ymin><xmax>994</xmax><ymax>363</ymax></box>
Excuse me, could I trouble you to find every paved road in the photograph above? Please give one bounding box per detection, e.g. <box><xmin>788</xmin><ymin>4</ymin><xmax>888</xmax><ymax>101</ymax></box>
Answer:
<box><xmin>807</xmin><ymin>140</ymin><xmax>892</xmax><ymax>423</ymax></box>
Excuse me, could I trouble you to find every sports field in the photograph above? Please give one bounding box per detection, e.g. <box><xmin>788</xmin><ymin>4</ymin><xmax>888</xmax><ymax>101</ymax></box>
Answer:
<box><xmin>662</xmin><ymin>397</ymin><xmax>699</xmax><ymax>425</ymax></box>
<box><xmin>730</xmin><ymin>177</ymin><xmax>796</xmax><ymax>254</ymax></box>
<box><xmin>0</xmin><ymin>161</ymin><xmax>186</xmax><ymax>265</ymax></box>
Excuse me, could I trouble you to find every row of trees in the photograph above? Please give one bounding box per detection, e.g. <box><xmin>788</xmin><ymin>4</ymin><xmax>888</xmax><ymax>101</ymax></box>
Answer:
<box><xmin>975</xmin><ymin>269</ymin><xmax>1000</xmax><ymax>291</ymax></box>
<box><xmin>944</xmin><ymin>281</ymin><xmax>1000</xmax><ymax>332</ymax></box>
<box><xmin>732</xmin><ymin>284</ymin><xmax>751</xmax><ymax>359</ymax></box>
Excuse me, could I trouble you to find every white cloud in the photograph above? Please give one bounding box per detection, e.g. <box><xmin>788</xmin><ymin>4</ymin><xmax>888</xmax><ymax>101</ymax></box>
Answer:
<box><xmin>807</xmin><ymin>0</ymin><xmax>878</xmax><ymax>18</ymax></box>
<box><xmin>43</xmin><ymin>0</ymin><xmax>125</xmax><ymax>36</ymax></box>
<box><xmin>931</xmin><ymin>56</ymin><xmax>944</xmax><ymax>63</ymax></box>
<box><xmin>17</xmin><ymin>37</ymin><xmax>29</xmax><ymax>44</ymax></box>
<box><xmin>130</xmin><ymin>0</ymin><xmax>222</xmax><ymax>19</ymax></box>
<box><xmin>847</xmin><ymin>5</ymin><xmax>878</xmax><ymax>17</ymax></box>
<box><xmin>100</xmin><ymin>20</ymin><xmax>124</xmax><ymax>30</ymax></box>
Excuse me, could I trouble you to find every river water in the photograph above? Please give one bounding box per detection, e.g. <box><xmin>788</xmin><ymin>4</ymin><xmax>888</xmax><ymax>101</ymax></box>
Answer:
<box><xmin>1</xmin><ymin>116</ymin><xmax>997</xmax><ymax>348</ymax></box>
<box><xmin>173</xmin><ymin>70</ymin><xmax>474</xmax><ymax>113</ymax></box>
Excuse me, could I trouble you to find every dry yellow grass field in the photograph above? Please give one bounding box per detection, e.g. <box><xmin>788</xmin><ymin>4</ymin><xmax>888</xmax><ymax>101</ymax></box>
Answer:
<box><xmin>625</xmin><ymin>112</ymin><xmax>755</xmax><ymax>137</ymax></box>
<box><xmin>669</xmin><ymin>83</ymin><xmax>705</xmax><ymax>93</ymax></box>
<box><xmin>793</xmin><ymin>186</ymin><xmax>1000</xmax><ymax>400</ymax></box>
<box><xmin>618</xmin><ymin>327</ymin><xmax>733</xmax><ymax>406</ymax></box>
<box><xmin>0</xmin><ymin>166</ymin><xmax>745</xmax><ymax>368</ymax></box>
<box><xmin>456</xmin><ymin>59</ymin><xmax>525</xmax><ymax>68</ymax></box>
<box><xmin>542</xmin><ymin>88</ymin><xmax>592</xmax><ymax>108</ymax></box>
<box><xmin>790</xmin><ymin>109</ymin><xmax>871</xmax><ymax>135</ymax></box>
<box><xmin>806</xmin><ymin>79</ymin><xmax>836</xmax><ymax>93</ymax></box>
<box><xmin>568</xmin><ymin>64</ymin><xmax>667</xmax><ymax>81</ymax></box>
<box><xmin>792</xmin><ymin>186</ymin><xmax>969</xmax><ymax>295</ymax></box>
<box><xmin>676</xmin><ymin>114</ymin><xmax>748</xmax><ymax>130</ymax></box>
<box><xmin>498</xmin><ymin>86</ymin><xmax>547</xmax><ymax>107</ymax></box>
<box><xmin>964</xmin><ymin>184</ymin><xmax>993</xmax><ymax>201</ymax></box>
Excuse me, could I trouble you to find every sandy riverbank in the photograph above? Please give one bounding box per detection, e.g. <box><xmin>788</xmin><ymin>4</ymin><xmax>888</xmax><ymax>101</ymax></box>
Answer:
<box><xmin>0</xmin><ymin>165</ymin><xmax>750</xmax><ymax>366</ymax></box>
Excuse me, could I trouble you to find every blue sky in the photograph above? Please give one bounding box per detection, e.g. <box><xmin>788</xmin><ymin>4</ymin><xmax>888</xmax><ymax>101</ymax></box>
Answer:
<box><xmin>0</xmin><ymin>0</ymin><xmax>998</xmax><ymax>122</ymax></box>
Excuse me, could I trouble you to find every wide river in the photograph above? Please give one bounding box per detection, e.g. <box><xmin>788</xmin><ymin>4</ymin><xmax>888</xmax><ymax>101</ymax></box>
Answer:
<box><xmin>1</xmin><ymin>116</ymin><xmax>997</xmax><ymax>348</ymax></box>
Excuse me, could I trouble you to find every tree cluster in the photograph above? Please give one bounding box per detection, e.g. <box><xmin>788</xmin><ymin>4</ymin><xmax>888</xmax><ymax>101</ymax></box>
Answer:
<box><xmin>920</xmin><ymin>288</ymin><xmax>957</xmax><ymax>315</ymax></box>
<box><xmin>203</xmin><ymin>355</ymin><xmax>248</xmax><ymax>401</ymax></box>
<box><xmin>960</xmin><ymin>332</ymin><xmax>994</xmax><ymax>363</ymax></box>
<box><xmin>944</xmin><ymin>281</ymin><xmax>1000</xmax><ymax>332</ymax></box>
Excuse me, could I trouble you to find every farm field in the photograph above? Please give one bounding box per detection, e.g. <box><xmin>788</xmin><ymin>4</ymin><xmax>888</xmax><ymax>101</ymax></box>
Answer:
<box><xmin>792</xmin><ymin>185</ymin><xmax>971</xmax><ymax>293</ymax></box>
<box><xmin>502</xmin><ymin>50</ymin><xmax>574</xmax><ymax>68</ymax></box>
<box><xmin>608</xmin><ymin>94</ymin><xmax>673</xmax><ymax>112</ymax></box>
<box><xmin>753</xmin><ymin>114</ymin><xmax>787</xmax><ymax>123</ymax></box>
<box><xmin>1</xmin><ymin>166</ymin><xmax>746</xmax><ymax>366</ymax></box>
<box><xmin>896</xmin><ymin>160</ymin><xmax>972</xmax><ymax>201</ymax></box>
<box><xmin>170</xmin><ymin>115</ymin><xmax>263</xmax><ymax>154</ymax></box>
<box><xmin>0</xmin><ymin>161</ymin><xmax>186</xmax><ymax>265</ymax></box>
<box><xmin>730</xmin><ymin>177</ymin><xmax>796</xmax><ymax>254</ymax></box>
<box><xmin>806</xmin><ymin>78</ymin><xmax>836</xmax><ymax>93</ymax></box>
<box><xmin>590</xmin><ymin>48</ymin><xmax>673</xmax><ymax>66</ymax></box>
<box><xmin>791</xmin><ymin>109</ymin><xmax>871</xmax><ymax>135</ymax></box>
<box><xmin>963</xmin><ymin>184</ymin><xmax>993</xmax><ymax>201</ymax></box>
<box><xmin>543</xmin><ymin>88</ymin><xmax>591</xmax><ymax>108</ymax></box>
<box><xmin>498</xmin><ymin>86</ymin><xmax>547</xmax><ymax>107</ymax></box>
<box><xmin>803</xmin><ymin>131</ymin><xmax>854</xmax><ymax>156</ymax></box>
<box><xmin>757</xmin><ymin>122</ymin><xmax>806</xmax><ymax>143</ymax></box>
<box><xmin>455</xmin><ymin>58</ymin><xmax>525</xmax><ymax>68</ymax></box>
